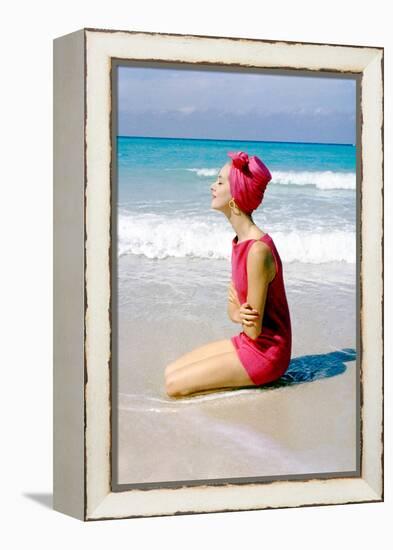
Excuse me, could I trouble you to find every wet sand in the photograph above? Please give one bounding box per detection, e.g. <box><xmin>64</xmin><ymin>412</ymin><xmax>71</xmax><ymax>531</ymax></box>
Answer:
<box><xmin>117</xmin><ymin>359</ymin><xmax>356</xmax><ymax>483</ymax></box>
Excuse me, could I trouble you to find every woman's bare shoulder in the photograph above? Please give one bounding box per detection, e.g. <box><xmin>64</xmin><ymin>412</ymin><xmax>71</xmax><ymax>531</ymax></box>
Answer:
<box><xmin>248</xmin><ymin>239</ymin><xmax>270</xmax><ymax>256</ymax></box>
<box><xmin>247</xmin><ymin>240</ymin><xmax>276</xmax><ymax>280</ymax></box>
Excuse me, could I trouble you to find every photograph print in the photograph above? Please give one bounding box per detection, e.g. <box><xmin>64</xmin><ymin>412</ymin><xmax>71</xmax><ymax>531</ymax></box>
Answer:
<box><xmin>112</xmin><ymin>63</ymin><xmax>358</xmax><ymax>488</ymax></box>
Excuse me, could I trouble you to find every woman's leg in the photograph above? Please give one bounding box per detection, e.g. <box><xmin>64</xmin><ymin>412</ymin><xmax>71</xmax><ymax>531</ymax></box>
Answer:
<box><xmin>165</xmin><ymin>339</ymin><xmax>235</xmax><ymax>376</ymax></box>
<box><xmin>165</xmin><ymin>350</ymin><xmax>256</xmax><ymax>398</ymax></box>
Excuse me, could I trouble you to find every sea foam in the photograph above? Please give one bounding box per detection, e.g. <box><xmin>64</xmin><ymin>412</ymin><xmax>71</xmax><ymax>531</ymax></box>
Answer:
<box><xmin>183</xmin><ymin>167</ymin><xmax>355</xmax><ymax>191</ymax></box>
<box><xmin>118</xmin><ymin>213</ymin><xmax>355</xmax><ymax>263</ymax></box>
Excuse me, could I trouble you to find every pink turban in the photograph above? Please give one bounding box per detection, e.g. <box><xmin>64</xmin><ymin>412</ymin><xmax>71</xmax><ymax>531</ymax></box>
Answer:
<box><xmin>227</xmin><ymin>151</ymin><xmax>272</xmax><ymax>215</ymax></box>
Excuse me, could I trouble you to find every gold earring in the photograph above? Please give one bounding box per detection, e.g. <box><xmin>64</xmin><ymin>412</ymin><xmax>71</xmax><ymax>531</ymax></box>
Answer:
<box><xmin>229</xmin><ymin>198</ymin><xmax>236</xmax><ymax>209</ymax></box>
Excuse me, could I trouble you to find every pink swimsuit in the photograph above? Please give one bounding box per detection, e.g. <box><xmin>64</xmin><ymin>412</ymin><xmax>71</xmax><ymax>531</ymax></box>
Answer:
<box><xmin>230</xmin><ymin>233</ymin><xmax>292</xmax><ymax>385</ymax></box>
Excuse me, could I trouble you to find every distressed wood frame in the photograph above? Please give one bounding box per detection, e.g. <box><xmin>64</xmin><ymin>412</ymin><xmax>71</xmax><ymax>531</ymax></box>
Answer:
<box><xmin>53</xmin><ymin>27</ymin><xmax>384</xmax><ymax>521</ymax></box>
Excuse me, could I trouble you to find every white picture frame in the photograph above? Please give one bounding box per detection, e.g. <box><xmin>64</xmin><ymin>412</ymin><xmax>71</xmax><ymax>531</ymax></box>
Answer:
<box><xmin>53</xmin><ymin>27</ymin><xmax>384</xmax><ymax>521</ymax></box>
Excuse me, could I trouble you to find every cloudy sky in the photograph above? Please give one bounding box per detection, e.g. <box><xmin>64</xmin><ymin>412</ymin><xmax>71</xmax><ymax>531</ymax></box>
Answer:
<box><xmin>117</xmin><ymin>65</ymin><xmax>356</xmax><ymax>145</ymax></box>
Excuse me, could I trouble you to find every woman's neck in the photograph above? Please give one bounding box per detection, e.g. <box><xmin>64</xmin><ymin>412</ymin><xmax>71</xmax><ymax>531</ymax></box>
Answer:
<box><xmin>229</xmin><ymin>214</ymin><xmax>260</xmax><ymax>241</ymax></box>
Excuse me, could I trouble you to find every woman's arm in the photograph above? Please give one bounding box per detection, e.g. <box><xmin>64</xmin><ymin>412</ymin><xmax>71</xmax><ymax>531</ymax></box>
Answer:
<box><xmin>227</xmin><ymin>280</ymin><xmax>242</xmax><ymax>323</ymax></box>
<box><xmin>242</xmin><ymin>242</ymin><xmax>272</xmax><ymax>340</ymax></box>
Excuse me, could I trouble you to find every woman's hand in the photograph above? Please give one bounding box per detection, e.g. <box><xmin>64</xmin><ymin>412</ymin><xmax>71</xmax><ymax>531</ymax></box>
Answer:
<box><xmin>238</xmin><ymin>302</ymin><xmax>260</xmax><ymax>327</ymax></box>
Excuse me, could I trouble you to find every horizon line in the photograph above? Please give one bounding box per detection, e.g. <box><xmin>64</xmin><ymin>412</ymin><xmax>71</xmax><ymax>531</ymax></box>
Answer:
<box><xmin>117</xmin><ymin>135</ymin><xmax>355</xmax><ymax>147</ymax></box>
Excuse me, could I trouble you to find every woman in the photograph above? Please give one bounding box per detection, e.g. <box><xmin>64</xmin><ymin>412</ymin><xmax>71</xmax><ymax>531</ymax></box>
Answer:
<box><xmin>164</xmin><ymin>151</ymin><xmax>292</xmax><ymax>398</ymax></box>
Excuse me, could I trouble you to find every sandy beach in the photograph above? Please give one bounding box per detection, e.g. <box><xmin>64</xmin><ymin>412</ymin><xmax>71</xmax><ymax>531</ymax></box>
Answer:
<box><xmin>117</xmin><ymin>360</ymin><xmax>356</xmax><ymax>483</ymax></box>
<box><xmin>114</xmin><ymin>253</ymin><xmax>357</xmax><ymax>485</ymax></box>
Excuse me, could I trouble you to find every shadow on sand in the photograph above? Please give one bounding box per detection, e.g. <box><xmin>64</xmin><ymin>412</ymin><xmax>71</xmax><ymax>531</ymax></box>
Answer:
<box><xmin>259</xmin><ymin>347</ymin><xmax>356</xmax><ymax>390</ymax></box>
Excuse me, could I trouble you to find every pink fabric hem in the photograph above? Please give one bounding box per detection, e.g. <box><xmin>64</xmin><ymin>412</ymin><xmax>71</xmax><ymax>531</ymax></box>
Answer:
<box><xmin>230</xmin><ymin>334</ymin><xmax>289</xmax><ymax>386</ymax></box>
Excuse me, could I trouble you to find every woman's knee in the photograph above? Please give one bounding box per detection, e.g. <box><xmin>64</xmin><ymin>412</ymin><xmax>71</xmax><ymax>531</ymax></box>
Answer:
<box><xmin>165</xmin><ymin>372</ymin><xmax>190</xmax><ymax>398</ymax></box>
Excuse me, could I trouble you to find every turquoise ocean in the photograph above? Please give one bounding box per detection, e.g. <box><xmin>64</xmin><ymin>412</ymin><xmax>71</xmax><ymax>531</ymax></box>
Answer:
<box><xmin>117</xmin><ymin>136</ymin><xmax>356</xmax><ymax>264</ymax></box>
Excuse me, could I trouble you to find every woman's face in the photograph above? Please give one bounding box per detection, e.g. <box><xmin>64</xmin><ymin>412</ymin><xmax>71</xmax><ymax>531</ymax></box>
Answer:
<box><xmin>210</xmin><ymin>162</ymin><xmax>232</xmax><ymax>212</ymax></box>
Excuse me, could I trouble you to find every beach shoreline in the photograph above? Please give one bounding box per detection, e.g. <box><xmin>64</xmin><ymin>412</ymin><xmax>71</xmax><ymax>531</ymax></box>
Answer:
<box><xmin>117</xmin><ymin>356</ymin><xmax>357</xmax><ymax>484</ymax></box>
